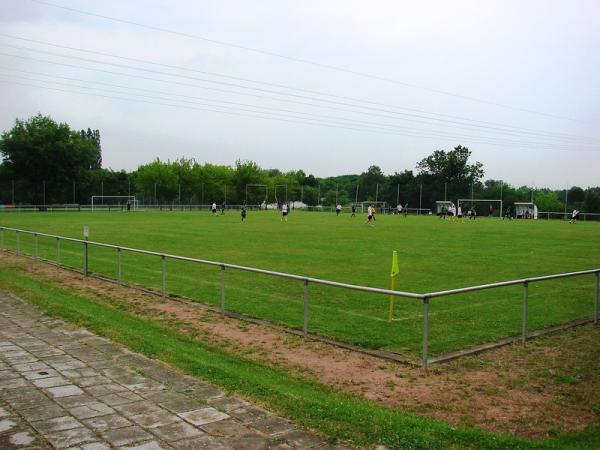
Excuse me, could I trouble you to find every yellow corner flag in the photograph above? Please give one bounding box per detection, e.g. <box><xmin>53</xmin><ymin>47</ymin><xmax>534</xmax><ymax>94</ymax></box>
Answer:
<box><xmin>388</xmin><ymin>250</ymin><xmax>399</xmax><ymax>321</ymax></box>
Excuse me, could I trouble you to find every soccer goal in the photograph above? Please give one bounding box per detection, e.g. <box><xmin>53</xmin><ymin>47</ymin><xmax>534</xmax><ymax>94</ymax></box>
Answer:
<box><xmin>245</xmin><ymin>184</ymin><xmax>268</xmax><ymax>207</ymax></box>
<box><xmin>357</xmin><ymin>201</ymin><xmax>387</xmax><ymax>214</ymax></box>
<box><xmin>91</xmin><ymin>196</ymin><xmax>138</xmax><ymax>211</ymax></box>
<box><xmin>457</xmin><ymin>199</ymin><xmax>503</xmax><ymax>218</ymax></box>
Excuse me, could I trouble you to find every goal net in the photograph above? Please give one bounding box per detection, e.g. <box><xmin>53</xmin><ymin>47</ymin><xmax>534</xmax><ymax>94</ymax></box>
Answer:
<box><xmin>356</xmin><ymin>201</ymin><xmax>387</xmax><ymax>214</ymax></box>
<box><xmin>457</xmin><ymin>199</ymin><xmax>503</xmax><ymax>217</ymax></box>
<box><xmin>245</xmin><ymin>184</ymin><xmax>268</xmax><ymax>208</ymax></box>
<box><xmin>91</xmin><ymin>196</ymin><xmax>138</xmax><ymax>211</ymax></box>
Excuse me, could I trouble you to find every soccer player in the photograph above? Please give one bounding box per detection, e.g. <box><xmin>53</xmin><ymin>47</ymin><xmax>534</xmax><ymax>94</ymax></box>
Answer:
<box><xmin>371</xmin><ymin>205</ymin><xmax>377</xmax><ymax>221</ymax></box>
<box><xmin>488</xmin><ymin>204</ymin><xmax>494</xmax><ymax>217</ymax></box>
<box><xmin>336</xmin><ymin>204</ymin><xmax>342</xmax><ymax>216</ymax></box>
<box><xmin>570</xmin><ymin>209</ymin><xmax>580</xmax><ymax>223</ymax></box>
<box><xmin>241</xmin><ymin>205</ymin><xmax>247</xmax><ymax>222</ymax></box>
<box><xmin>281</xmin><ymin>203</ymin><xmax>288</xmax><ymax>222</ymax></box>
<box><xmin>221</xmin><ymin>203</ymin><xmax>226</xmax><ymax>215</ymax></box>
<box><xmin>396</xmin><ymin>204</ymin><xmax>402</xmax><ymax>215</ymax></box>
<box><xmin>211</xmin><ymin>202</ymin><xmax>217</xmax><ymax>216</ymax></box>
<box><xmin>351</xmin><ymin>205</ymin><xmax>356</xmax><ymax>217</ymax></box>
<box><xmin>365</xmin><ymin>204</ymin><xmax>374</xmax><ymax>225</ymax></box>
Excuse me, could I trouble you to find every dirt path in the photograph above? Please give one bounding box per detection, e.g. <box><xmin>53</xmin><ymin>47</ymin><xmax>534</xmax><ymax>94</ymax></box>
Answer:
<box><xmin>3</xmin><ymin>254</ymin><xmax>599</xmax><ymax>440</ymax></box>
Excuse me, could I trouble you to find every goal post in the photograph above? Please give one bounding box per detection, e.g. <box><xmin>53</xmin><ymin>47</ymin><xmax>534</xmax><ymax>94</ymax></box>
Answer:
<box><xmin>245</xmin><ymin>184</ymin><xmax>268</xmax><ymax>207</ymax></box>
<box><xmin>357</xmin><ymin>201</ymin><xmax>387</xmax><ymax>214</ymax></box>
<box><xmin>91</xmin><ymin>196</ymin><xmax>138</xmax><ymax>211</ymax></box>
<box><xmin>457</xmin><ymin>198</ymin><xmax>503</xmax><ymax>218</ymax></box>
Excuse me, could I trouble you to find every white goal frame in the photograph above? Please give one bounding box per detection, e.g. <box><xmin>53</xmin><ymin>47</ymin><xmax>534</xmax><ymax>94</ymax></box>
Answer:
<box><xmin>91</xmin><ymin>196</ymin><xmax>138</xmax><ymax>211</ymax></box>
<box><xmin>356</xmin><ymin>201</ymin><xmax>387</xmax><ymax>214</ymax></box>
<box><xmin>457</xmin><ymin>198</ymin><xmax>503</xmax><ymax>218</ymax></box>
<box><xmin>245</xmin><ymin>184</ymin><xmax>268</xmax><ymax>207</ymax></box>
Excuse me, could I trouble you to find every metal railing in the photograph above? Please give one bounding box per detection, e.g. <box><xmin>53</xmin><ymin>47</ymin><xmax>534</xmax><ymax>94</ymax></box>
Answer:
<box><xmin>538</xmin><ymin>211</ymin><xmax>600</xmax><ymax>221</ymax></box>
<box><xmin>0</xmin><ymin>225</ymin><xmax>597</xmax><ymax>369</ymax></box>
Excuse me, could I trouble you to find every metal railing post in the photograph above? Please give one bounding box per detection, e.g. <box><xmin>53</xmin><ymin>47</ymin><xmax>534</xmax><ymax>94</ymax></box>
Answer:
<box><xmin>422</xmin><ymin>296</ymin><xmax>429</xmax><ymax>370</ymax></box>
<box><xmin>116</xmin><ymin>248</ymin><xmax>121</xmax><ymax>284</ymax></box>
<box><xmin>220</xmin><ymin>265</ymin><xmax>225</xmax><ymax>314</ymax></box>
<box><xmin>303</xmin><ymin>279</ymin><xmax>309</xmax><ymax>338</ymax></box>
<box><xmin>161</xmin><ymin>255</ymin><xmax>166</xmax><ymax>297</ymax></box>
<box><xmin>16</xmin><ymin>231</ymin><xmax>20</xmax><ymax>255</ymax></box>
<box><xmin>522</xmin><ymin>281</ymin><xmax>529</xmax><ymax>343</ymax></box>
<box><xmin>595</xmin><ymin>272</ymin><xmax>599</xmax><ymax>325</ymax></box>
<box><xmin>83</xmin><ymin>241</ymin><xmax>88</xmax><ymax>276</ymax></box>
<box><xmin>34</xmin><ymin>233</ymin><xmax>39</xmax><ymax>259</ymax></box>
<box><xmin>56</xmin><ymin>237</ymin><xmax>60</xmax><ymax>266</ymax></box>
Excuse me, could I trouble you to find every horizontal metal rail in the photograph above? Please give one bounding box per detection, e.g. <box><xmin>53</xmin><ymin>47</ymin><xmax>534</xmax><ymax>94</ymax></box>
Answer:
<box><xmin>0</xmin><ymin>226</ymin><xmax>423</xmax><ymax>299</ymax></box>
<box><xmin>425</xmin><ymin>268</ymin><xmax>600</xmax><ymax>299</ymax></box>
<box><xmin>1</xmin><ymin>225</ymin><xmax>598</xmax><ymax>371</ymax></box>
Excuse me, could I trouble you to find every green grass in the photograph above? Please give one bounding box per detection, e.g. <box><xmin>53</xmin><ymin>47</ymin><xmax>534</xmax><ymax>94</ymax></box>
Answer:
<box><xmin>3</xmin><ymin>263</ymin><xmax>598</xmax><ymax>450</ymax></box>
<box><xmin>0</xmin><ymin>210</ymin><xmax>598</xmax><ymax>357</ymax></box>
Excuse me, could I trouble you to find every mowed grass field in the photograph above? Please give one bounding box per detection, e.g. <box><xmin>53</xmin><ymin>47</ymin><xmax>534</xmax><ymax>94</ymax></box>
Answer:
<box><xmin>0</xmin><ymin>210</ymin><xmax>598</xmax><ymax>357</ymax></box>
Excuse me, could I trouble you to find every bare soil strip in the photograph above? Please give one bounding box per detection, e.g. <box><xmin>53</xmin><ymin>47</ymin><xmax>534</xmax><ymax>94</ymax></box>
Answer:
<box><xmin>2</xmin><ymin>254</ymin><xmax>599</xmax><ymax>440</ymax></box>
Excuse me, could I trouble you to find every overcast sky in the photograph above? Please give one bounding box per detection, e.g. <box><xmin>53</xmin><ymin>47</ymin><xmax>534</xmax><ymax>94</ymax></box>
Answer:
<box><xmin>0</xmin><ymin>0</ymin><xmax>598</xmax><ymax>188</ymax></box>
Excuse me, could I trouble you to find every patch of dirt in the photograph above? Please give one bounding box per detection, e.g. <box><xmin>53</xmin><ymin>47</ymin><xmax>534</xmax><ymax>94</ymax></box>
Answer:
<box><xmin>3</xmin><ymin>254</ymin><xmax>599</xmax><ymax>440</ymax></box>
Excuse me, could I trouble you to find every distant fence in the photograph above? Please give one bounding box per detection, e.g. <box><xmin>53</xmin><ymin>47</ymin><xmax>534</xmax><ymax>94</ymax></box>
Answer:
<box><xmin>538</xmin><ymin>211</ymin><xmax>600</xmax><ymax>221</ymax></box>
<box><xmin>0</xmin><ymin>226</ymin><xmax>597</xmax><ymax>369</ymax></box>
<box><xmin>0</xmin><ymin>203</ymin><xmax>432</xmax><ymax>215</ymax></box>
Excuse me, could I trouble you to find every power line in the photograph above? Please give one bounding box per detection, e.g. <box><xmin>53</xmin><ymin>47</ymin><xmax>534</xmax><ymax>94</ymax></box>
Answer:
<box><xmin>0</xmin><ymin>67</ymin><xmax>582</xmax><ymax>150</ymax></box>
<box><xmin>27</xmin><ymin>0</ymin><xmax>587</xmax><ymax>123</ymax></box>
<box><xmin>1</xmin><ymin>45</ymin><xmax>596</xmax><ymax>146</ymax></box>
<box><xmin>0</xmin><ymin>75</ymin><xmax>587</xmax><ymax>152</ymax></box>
<box><xmin>3</xmin><ymin>32</ymin><xmax>594</xmax><ymax>142</ymax></box>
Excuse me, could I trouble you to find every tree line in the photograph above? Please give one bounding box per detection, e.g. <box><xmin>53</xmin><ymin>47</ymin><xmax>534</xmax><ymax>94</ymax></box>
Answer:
<box><xmin>1</xmin><ymin>114</ymin><xmax>598</xmax><ymax>212</ymax></box>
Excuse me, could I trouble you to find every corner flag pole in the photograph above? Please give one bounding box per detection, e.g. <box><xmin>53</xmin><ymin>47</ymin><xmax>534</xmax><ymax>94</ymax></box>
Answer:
<box><xmin>388</xmin><ymin>250</ymin><xmax>399</xmax><ymax>321</ymax></box>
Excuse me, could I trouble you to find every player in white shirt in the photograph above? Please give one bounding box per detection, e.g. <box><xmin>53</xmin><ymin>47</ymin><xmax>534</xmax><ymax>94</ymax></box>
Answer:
<box><xmin>570</xmin><ymin>209</ymin><xmax>580</xmax><ymax>223</ymax></box>
<box><xmin>281</xmin><ymin>203</ymin><xmax>289</xmax><ymax>222</ymax></box>
<box><xmin>336</xmin><ymin>204</ymin><xmax>342</xmax><ymax>216</ymax></box>
<box><xmin>365</xmin><ymin>205</ymin><xmax>374</xmax><ymax>225</ymax></box>
<box><xmin>211</xmin><ymin>202</ymin><xmax>217</xmax><ymax>216</ymax></box>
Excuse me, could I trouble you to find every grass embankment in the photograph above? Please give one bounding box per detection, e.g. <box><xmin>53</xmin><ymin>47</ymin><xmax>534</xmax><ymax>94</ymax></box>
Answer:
<box><xmin>2</xmin><ymin>262</ymin><xmax>599</xmax><ymax>449</ymax></box>
<box><xmin>0</xmin><ymin>211</ymin><xmax>598</xmax><ymax>356</ymax></box>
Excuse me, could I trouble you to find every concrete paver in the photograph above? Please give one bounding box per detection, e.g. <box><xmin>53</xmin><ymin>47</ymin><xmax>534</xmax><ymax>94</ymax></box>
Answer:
<box><xmin>0</xmin><ymin>292</ymin><xmax>340</xmax><ymax>449</ymax></box>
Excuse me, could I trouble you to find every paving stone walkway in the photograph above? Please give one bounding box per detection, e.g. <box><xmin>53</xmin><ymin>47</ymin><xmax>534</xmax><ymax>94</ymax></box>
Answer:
<box><xmin>0</xmin><ymin>292</ymin><xmax>349</xmax><ymax>450</ymax></box>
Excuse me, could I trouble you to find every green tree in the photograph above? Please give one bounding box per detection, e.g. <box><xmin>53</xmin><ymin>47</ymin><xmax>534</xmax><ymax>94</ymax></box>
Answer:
<box><xmin>416</xmin><ymin>145</ymin><xmax>484</xmax><ymax>184</ymax></box>
<box><xmin>0</xmin><ymin>114</ymin><xmax>98</xmax><ymax>203</ymax></box>
<box><xmin>584</xmin><ymin>189</ymin><xmax>600</xmax><ymax>213</ymax></box>
<box><xmin>358</xmin><ymin>166</ymin><xmax>386</xmax><ymax>201</ymax></box>
<box><xmin>533</xmin><ymin>190</ymin><xmax>563</xmax><ymax>212</ymax></box>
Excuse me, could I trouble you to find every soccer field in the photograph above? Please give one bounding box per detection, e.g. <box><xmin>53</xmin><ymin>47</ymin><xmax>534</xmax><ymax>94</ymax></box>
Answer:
<box><xmin>1</xmin><ymin>210</ymin><xmax>598</xmax><ymax>357</ymax></box>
